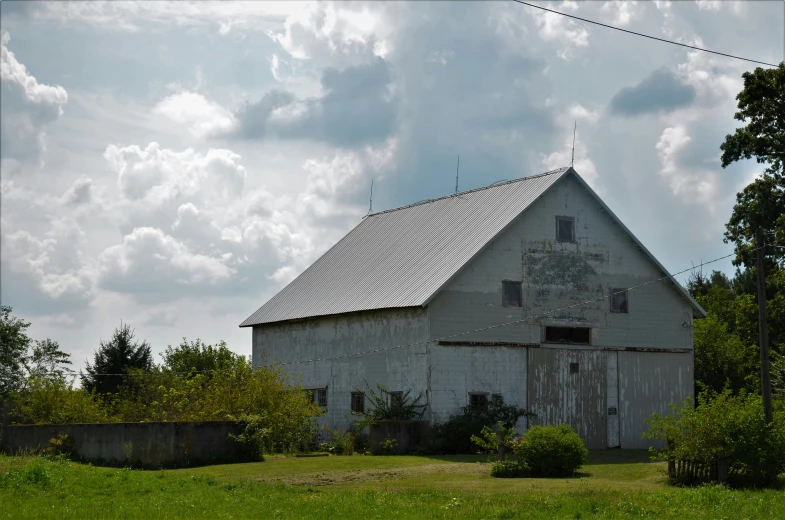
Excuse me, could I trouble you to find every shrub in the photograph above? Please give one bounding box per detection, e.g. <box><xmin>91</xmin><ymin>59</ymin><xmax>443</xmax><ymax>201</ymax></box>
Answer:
<box><xmin>375</xmin><ymin>435</ymin><xmax>398</xmax><ymax>456</ymax></box>
<box><xmin>44</xmin><ymin>433</ymin><xmax>76</xmax><ymax>459</ymax></box>
<box><xmin>490</xmin><ymin>460</ymin><xmax>525</xmax><ymax>478</ymax></box>
<box><xmin>471</xmin><ymin>421</ymin><xmax>518</xmax><ymax>460</ymax></box>
<box><xmin>228</xmin><ymin>416</ymin><xmax>268</xmax><ymax>462</ymax></box>
<box><xmin>430</xmin><ymin>395</ymin><xmax>532</xmax><ymax>454</ymax></box>
<box><xmin>351</xmin><ymin>378</ymin><xmax>427</xmax><ymax>431</ymax></box>
<box><xmin>645</xmin><ymin>389</ymin><xmax>785</xmax><ymax>487</ymax></box>
<box><xmin>512</xmin><ymin>424</ymin><xmax>588</xmax><ymax>478</ymax></box>
<box><xmin>11</xmin><ymin>377</ymin><xmax>107</xmax><ymax>425</ymax></box>
<box><xmin>327</xmin><ymin>428</ymin><xmax>355</xmax><ymax>456</ymax></box>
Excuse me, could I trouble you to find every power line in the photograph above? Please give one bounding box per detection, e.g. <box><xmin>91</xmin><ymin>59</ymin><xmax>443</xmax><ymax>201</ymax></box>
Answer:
<box><xmin>511</xmin><ymin>0</ymin><xmax>779</xmax><ymax>68</ymax></box>
<box><xmin>51</xmin><ymin>245</ymin><xmax>776</xmax><ymax>377</ymax></box>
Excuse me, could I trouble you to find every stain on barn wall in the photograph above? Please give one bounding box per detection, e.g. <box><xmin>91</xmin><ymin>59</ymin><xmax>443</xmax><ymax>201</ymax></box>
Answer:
<box><xmin>428</xmin><ymin>174</ymin><xmax>694</xmax><ymax>350</ymax></box>
<box><xmin>252</xmin><ymin>308</ymin><xmax>430</xmax><ymax>430</ymax></box>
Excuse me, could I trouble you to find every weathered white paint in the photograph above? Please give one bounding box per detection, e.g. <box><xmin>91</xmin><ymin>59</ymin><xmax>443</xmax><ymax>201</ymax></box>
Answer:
<box><xmin>527</xmin><ymin>348</ymin><xmax>608</xmax><ymax>449</ymax></box>
<box><xmin>252</xmin><ymin>308</ymin><xmax>430</xmax><ymax>430</ymax></box>
<box><xmin>428</xmin><ymin>344</ymin><xmax>528</xmax><ymax>429</ymax></box>
<box><xmin>618</xmin><ymin>351</ymin><xmax>694</xmax><ymax>449</ymax></box>
<box><xmin>606</xmin><ymin>351</ymin><xmax>620</xmax><ymax>448</ymax></box>
<box><xmin>250</xmin><ymin>174</ymin><xmax>696</xmax><ymax>447</ymax></box>
<box><xmin>427</xmin><ymin>174</ymin><xmax>694</xmax><ymax>350</ymax></box>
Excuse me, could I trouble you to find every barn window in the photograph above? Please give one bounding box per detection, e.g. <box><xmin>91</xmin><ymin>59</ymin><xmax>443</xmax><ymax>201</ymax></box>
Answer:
<box><xmin>469</xmin><ymin>393</ymin><xmax>489</xmax><ymax>409</ymax></box>
<box><xmin>351</xmin><ymin>392</ymin><xmax>365</xmax><ymax>414</ymax></box>
<box><xmin>570</xmin><ymin>362</ymin><xmax>579</xmax><ymax>374</ymax></box>
<box><xmin>610</xmin><ymin>288</ymin><xmax>628</xmax><ymax>313</ymax></box>
<box><xmin>390</xmin><ymin>391</ymin><xmax>404</xmax><ymax>407</ymax></box>
<box><xmin>556</xmin><ymin>216</ymin><xmax>575</xmax><ymax>243</ymax></box>
<box><xmin>305</xmin><ymin>388</ymin><xmax>328</xmax><ymax>407</ymax></box>
<box><xmin>502</xmin><ymin>281</ymin><xmax>522</xmax><ymax>307</ymax></box>
<box><xmin>544</xmin><ymin>326</ymin><xmax>591</xmax><ymax>345</ymax></box>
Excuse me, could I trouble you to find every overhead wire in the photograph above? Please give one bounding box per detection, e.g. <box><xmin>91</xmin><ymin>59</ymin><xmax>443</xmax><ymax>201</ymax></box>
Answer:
<box><xmin>61</xmin><ymin>244</ymin><xmax>762</xmax><ymax>377</ymax></box>
<box><xmin>511</xmin><ymin>0</ymin><xmax>780</xmax><ymax>68</ymax></box>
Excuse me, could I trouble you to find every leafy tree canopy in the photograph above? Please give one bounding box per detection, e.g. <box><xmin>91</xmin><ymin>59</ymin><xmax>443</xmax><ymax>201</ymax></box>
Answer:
<box><xmin>161</xmin><ymin>338</ymin><xmax>240</xmax><ymax>376</ymax></box>
<box><xmin>720</xmin><ymin>63</ymin><xmax>785</xmax><ymax>180</ymax></box>
<box><xmin>82</xmin><ymin>323</ymin><xmax>152</xmax><ymax>394</ymax></box>
<box><xmin>1</xmin><ymin>306</ymin><xmax>72</xmax><ymax>395</ymax></box>
<box><xmin>0</xmin><ymin>305</ymin><xmax>31</xmax><ymax>395</ymax></box>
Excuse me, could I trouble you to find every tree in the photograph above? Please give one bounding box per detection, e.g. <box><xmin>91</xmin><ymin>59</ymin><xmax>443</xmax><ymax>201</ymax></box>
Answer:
<box><xmin>720</xmin><ymin>62</ymin><xmax>785</xmax><ymax>181</ymax></box>
<box><xmin>82</xmin><ymin>323</ymin><xmax>153</xmax><ymax>394</ymax></box>
<box><xmin>0</xmin><ymin>305</ymin><xmax>32</xmax><ymax>395</ymax></box>
<box><xmin>161</xmin><ymin>338</ymin><xmax>239</xmax><ymax>376</ymax></box>
<box><xmin>23</xmin><ymin>339</ymin><xmax>73</xmax><ymax>386</ymax></box>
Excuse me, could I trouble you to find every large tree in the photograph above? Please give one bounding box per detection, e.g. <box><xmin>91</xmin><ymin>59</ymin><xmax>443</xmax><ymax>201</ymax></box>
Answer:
<box><xmin>83</xmin><ymin>323</ymin><xmax>153</xmax><ymax>394</ymax></box>
<box><xmin>0</xmin><ymin>305</ymin><xmax>31</xmax><ymax>395</ymax></box>
<box><xmin>720</xmin><ymin>62</ymin><xmax>785</xmax><ymax>181</ymax></box>
<box><xmin>0</xmin><ymin>306</ymin><xmax>72</xmax><ymax>395</ymax></box>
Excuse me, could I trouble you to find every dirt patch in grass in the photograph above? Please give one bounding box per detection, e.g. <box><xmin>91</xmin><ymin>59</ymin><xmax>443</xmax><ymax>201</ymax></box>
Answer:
<box><xmin>261</xmin><ymin>462</ymin><xmax>489</xmax><ymax>487</ymax></box>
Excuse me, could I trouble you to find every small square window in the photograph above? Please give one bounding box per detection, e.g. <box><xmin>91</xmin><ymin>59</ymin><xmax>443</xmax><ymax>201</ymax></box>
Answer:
<box><xmin>390</xmin><ymin>391</ymin><xmax>403</xmax><ymax>407</ymax></box>
<box><xmin>469</xmin><ymin>393</ymin><xmax>489</xmax><ymax>409</ymax></box>
<box><xmin>610</xmin><ymin>288</ymin><xmax>628</xmax><ymax>313</ymax></box>
<box><xmin>570</xmin><ymin>362</ymin><xmax>579</xmax><ymax>374</ymax></box>
<box><xmin>556</xmin><ymin>216</ymin><xmax>575</xmax><ymax>243</ymax></box>
<box><xmin>351</xmin><ymin>392</ymin><xmax>365</xmax><ymax>414</ymax></box>
<box><xmin>502</xmin><ymin>281</ymin><xmax>522</xmax><ymax>307</ymax></box>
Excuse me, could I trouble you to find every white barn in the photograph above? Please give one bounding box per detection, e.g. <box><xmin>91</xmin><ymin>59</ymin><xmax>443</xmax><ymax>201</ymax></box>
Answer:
<box><xmin>240</xmin><ymin>167</ymin><xmax>705</xmax><ymax>449</ymax></box>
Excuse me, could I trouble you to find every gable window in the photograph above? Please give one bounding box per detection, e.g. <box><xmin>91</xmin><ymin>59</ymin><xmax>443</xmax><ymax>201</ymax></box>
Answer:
<box><xmin>351</xmin><ymin>392</ymin><xmax>365</xmax><ymax>414</ymax></box>
<box><xmin>610</xmin><ymin>288</ymin><xmax>628</xmax><ymax>313</ymax></box>
<box><xmin>469</xmin><ymin>392</ymin><xmax>489</xmax><ymax>409</ymax></box>
<box><xmin>544</xmin><ymin>326</ymin><xmax>591</xmax><ymax>345</ymax></box>
<box><xmin>556</xmin><ymin>216</ymin><xmax>575</xmax><ymax>243</ymax></box>
<box><xmin>502</xmin><ymin>280</ymin><xmax>522</xmax><ymax>307</ymax></box>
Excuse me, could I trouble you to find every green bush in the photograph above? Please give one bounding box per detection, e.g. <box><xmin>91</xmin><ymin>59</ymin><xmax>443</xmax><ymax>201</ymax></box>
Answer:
<box><xmin>430</xmin><ymin>395</ymin><xmax>532</xmax><ymax>454</ymax></box>
<box><xmin>44</xmin><ymin>434</ymin><xmax>76</xmax><ymax>459</ymax></box>
<box><xmin>374</xmin><ymin>435</ymin><xmax>398</xmax><ymax>456</ymax></box>
<box><xmin>512</xmin><ymin>424</ymin><xmax>588</xmax><ymax>478</ymax></box>
<box><xmin>646</xmin><ymin>389</ymin><xmax>785</xmax><ymax>487</ymax></box>
<box><xmin>228</xmin><ymin>417</ymin><xmax>268</xmax><ymax>462</ymax></box>
<box><xmin>490</xmin><ymin>460</ymin><xmax>525</xmax><ymax>478</ymax></box>
<box><xmin>471</xmin><ymin>421</ymin><xmax>517</xmax><ymax>460</ymax></box>
<box><xmin>327</xmin><ymin>428</ymin><xmax>355</xmax><ymax>456</ymax></box>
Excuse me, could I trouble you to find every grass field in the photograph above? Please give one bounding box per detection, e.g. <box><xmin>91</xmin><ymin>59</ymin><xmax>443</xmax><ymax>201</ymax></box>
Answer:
<box><xmin>2</xmin><ymin>451</ymin><xmax>784</xmax><ymax>519</ymax></box>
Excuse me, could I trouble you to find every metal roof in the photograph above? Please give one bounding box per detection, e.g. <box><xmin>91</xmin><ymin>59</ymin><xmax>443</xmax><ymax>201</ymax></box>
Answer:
<box><xmin>240</xmin><ymin>167</ymin><xmax>570</xmax><ymax>326</ymax></box>
<box><xmin>240</xmin><ymin>166</ymin><xmax>705</xmax><ymax>327</ymax></box>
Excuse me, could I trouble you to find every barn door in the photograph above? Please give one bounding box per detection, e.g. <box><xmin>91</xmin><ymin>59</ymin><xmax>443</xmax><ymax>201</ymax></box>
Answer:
<box><xmin>527</xmin><ymin>348</ymin><xmax>608</xmax><ymax>449</ymax></box>
<box><xmin>606</xmin><ymin>351</ymin><xmax>620</xmax><ymax>448</ymax></box>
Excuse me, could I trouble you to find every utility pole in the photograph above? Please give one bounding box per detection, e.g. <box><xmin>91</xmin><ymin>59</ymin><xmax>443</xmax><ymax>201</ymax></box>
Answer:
<box><xmin>756</xmin><ymin>230</ymin><xmax>773</xmax><ymax>424</ymax></box>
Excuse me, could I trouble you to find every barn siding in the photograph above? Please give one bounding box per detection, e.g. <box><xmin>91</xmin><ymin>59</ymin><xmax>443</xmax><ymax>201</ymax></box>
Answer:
<box><xmin>428</xmin><ymin>344</ymin><xmax>528</xmax><ymax>428</ymax></box>
<box><xmin>252</xmin><ymin>308</ymin><xmax>430</xmax><ymax>431</ymax></box>
<box><xmin>618</xmin><ymin>350</ymin><xmax>694</xmax><ymax>448</ymax></box>
<box><xmin>427</xmin><ymin>174</ymin><xmax>694</xmax><ymax>350</ymax></box>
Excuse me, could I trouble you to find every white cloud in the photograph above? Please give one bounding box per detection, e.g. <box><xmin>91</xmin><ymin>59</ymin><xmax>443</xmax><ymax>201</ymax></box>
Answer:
<box><xmin>601</xmin><ymin>1</ymin><xmax>639</xmax><ymax>26</ymax></box>
<box><xmin>104</xmin><ymin>142</ymin><xmax>246</xmax><ymax>204</ymax></box>
<box><xmin>655</xmin><ymin>125</ymin><xmax>718</xmax><ymax>209</ymax></box>
<box><xmin>98</xmin><ymin>227</ymin><xmax>234</xmax><ymax>292</ymax></box>
<box><xmin>529</xmin><ymin>1</ymin><xmax>589</xmax><ymax>60</ymax></box>
<box><xmin>541</xmin><ymin>104</ymin><xmax>599</xmax><ymax>188</ymax></box>
<box><xmin>0</xmin><ymin>31</ymin><xmax>68</xmax><ymax>167</ymax></box>
<box><xmin>695</xmin><ymin>0</ymin><xmax>722</xmax><ymax>11</ymax></box>
<box><xmin>153</xmin><ymin>91</ymin><xmax>236</xmax><ymax>139</ymax></box>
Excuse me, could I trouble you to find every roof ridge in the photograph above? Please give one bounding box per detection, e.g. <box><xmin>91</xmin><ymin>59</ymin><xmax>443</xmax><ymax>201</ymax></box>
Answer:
<box><xmin>364</xmin><ymin>166</ymin><xmax>571</xmax><ymax>218</ymax></box>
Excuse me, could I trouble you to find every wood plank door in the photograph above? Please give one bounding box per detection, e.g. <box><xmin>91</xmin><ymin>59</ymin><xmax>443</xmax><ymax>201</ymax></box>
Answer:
<box><xmin>527</xmin><ymin>348</ymin><xmax>608</xmax><ymax>449</ymax></box>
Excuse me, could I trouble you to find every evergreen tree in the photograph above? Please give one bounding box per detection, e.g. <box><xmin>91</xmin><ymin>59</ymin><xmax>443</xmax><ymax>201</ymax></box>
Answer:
<box><xmin>83</xmin><ymin>323</ymin><xmax>152</xmax><ymax>394</ymax></box>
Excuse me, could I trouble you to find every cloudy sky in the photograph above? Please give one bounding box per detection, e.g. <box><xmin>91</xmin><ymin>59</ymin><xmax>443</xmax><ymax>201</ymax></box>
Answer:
<box><xmin>1</xmin><ymin>0</ymin><xmax>783</xmax><ymax>372</ymax></box>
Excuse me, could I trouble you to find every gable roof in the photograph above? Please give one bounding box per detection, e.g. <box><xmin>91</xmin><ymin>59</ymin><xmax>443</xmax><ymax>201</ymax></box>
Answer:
<box><xmin>240</xmin><ymin>167</ymin><xmax>705</xmax><ymax>327</ymax></box>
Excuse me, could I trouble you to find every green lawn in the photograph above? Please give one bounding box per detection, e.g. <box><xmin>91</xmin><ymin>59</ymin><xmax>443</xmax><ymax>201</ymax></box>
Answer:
<box><xmin>2</xmin><ymin>452</ymin><xmax>783</xmax><ymax>519</ymax></box>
